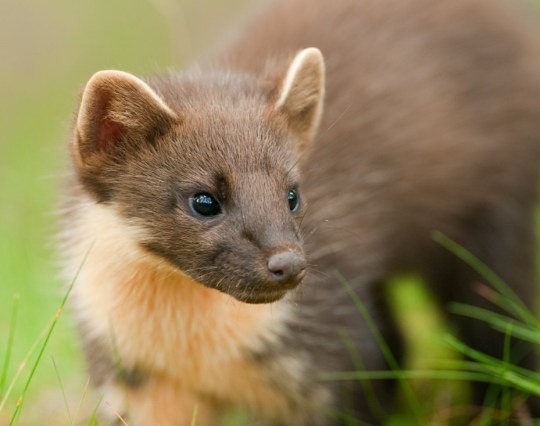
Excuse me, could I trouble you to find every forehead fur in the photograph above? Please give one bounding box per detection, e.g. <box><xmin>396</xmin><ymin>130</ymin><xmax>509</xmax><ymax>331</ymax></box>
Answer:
<box><xmin>145</xmin><ymin>72</ymin><xmax>300</xmax><ymax>175</ymax></box>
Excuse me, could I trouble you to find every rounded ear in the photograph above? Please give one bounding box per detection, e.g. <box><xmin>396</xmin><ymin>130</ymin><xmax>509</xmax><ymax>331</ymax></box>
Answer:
<box><xmin>73</xmin><ymin>70</ymin><xmax>177</xmax><ymax>168</ymax></box>
<box><xmin>274</xmin><ymin>48</ymin><xmax>325</xmax><ymax>149</ymax></box>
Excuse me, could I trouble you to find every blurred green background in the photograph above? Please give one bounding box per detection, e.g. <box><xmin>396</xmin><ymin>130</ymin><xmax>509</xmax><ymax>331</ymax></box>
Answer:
<box><xmin>0</xmin><ymin>0</ymin><xmax>538</xmax><ymax>425</ymax></box>
<box><xmin>0</xmin><ymin>0</ymin><xmax>251</xmax><ymax>423</ymax></box>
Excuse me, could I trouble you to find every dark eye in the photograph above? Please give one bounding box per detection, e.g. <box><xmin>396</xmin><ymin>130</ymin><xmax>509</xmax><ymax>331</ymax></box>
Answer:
<box><xmin>190</xmin><ymin>193</ymin><xmax>221</xmax><ymax>217</ymax></box>
<box><xmin>287</xmin><ymin>189</ymin><xmax>300</xmax><ymax>212</ymax></box>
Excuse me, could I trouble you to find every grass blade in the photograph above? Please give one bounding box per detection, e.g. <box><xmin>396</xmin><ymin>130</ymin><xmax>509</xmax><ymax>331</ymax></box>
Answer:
<box><xmin>190</xmin><ymin>405</ymin><xmax>199</xmax><ymax>426</ymax></box>
<box><xmin>86</xmin><ymin>393</ymin><xmax>103</xmax><ymax>426</ymax></box>
<box><xmin>106</xmin><ymin>401</ymin><xmax>128</xmax><ymax>425</ymax></box>
<box><xmin>336</xmin><ymin>272</ymin><xmax>423</xmax><ymax>423</ymax></box>
<box><xmin>433</xmin><ymin>232</ymin><xmax>538</xmax><ymax>327</ymax></box>
<box><xmin>51</xmin><ymin>355</ymin><xmax>72</xmax><ymax>425</ymax></box>
<box><xmin>0</xmin><ymin>294</ymin><xmax>20</xmax><ymax>396</ymax></box>
<box><xmin>321</xmin><ymin>369</ymin><xmax>505</xmax><ymax>384</ymax></box>
<box><xmin>450</xmin><ymin>303</ymin><xmax>540</xmax><ymax>344</ymax></box>
<box><xmin>0</xmin><ymin>317</ymin><xmax>53</xmax><ymax>414</ymax></box>
<box><xmin>75</xmin><ymin>377</ymin><xmax>91</xmax><ymax>426</ymax></box>
<box><xmin>445</xmin><ymin>336</ymin><xmax>540</xmax><ymax>395</ymax></box>
<box><xmin>9</xmin><ymin>305</ymin><xmax>69</xmax><ymax>425</ymax></box>
<box><xmin>338</xmin><ymin>329</ymin><xmax>384</xmax><ymax>420</ymax></box>
<box><xmin>8</xmin><ymin>243</ymin><xmax>92</xmax><ymax>425</ymax></box>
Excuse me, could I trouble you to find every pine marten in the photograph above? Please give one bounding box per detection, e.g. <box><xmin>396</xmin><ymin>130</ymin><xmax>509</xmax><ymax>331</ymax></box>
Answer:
<box><xmin>61</xmin><ymin>0</ymin><xmax>540</xmax><ymax>424</ymax></box>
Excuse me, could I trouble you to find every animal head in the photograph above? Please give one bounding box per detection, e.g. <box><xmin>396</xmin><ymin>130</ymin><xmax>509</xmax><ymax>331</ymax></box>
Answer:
<box><xmin>71</xmin><ymin>48</ymin><xmax>325</xmax><ymax>303</ymax></box>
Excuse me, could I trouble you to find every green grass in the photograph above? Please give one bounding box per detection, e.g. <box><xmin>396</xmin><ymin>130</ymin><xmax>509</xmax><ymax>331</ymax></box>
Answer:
<box><xmin>327</xmin><ymin>234</ymin><xmax>540</xmax><ymax>425</ymax></box>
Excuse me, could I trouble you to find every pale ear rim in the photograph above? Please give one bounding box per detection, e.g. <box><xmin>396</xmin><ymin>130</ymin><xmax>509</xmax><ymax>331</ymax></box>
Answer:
<box><xmin>76</xmin><ymin>69</ymin><xmax>177</xmax><ymax>137</ymax></box>
<box><xmin>275</xmin><ymin>47</ymin><xmax>325</xmax><ymax>109</ymax></box>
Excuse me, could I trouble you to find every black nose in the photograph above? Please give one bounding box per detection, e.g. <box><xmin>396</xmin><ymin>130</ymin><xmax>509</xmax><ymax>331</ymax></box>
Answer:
<box><xmin>267</xmin><ymin>250</ymin><xmax>306</xmax><ymax>284</ymax></box>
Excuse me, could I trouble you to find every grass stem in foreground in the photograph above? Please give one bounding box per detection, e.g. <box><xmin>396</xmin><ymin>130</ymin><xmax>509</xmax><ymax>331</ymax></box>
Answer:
<box><xmin>0</xmin><ymin>294</ymin><xmax>20</xmax><ymax>396</ymax></box>
<box><xmin>8</xmin><ymin>243</ymin><xmax>92</xmax><ymax>425</ymax></box>
<box><xmin>336</xmin><ymin>272</ymin><xmax>422</xmax><ymax>423</ymax></box>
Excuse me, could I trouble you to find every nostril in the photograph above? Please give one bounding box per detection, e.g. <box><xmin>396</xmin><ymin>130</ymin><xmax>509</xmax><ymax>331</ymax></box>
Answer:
<box><xmin>270</xmin><ymin>268</ymin><xmax>285</xmax><ymax>279</ymax></box>
<box><xmin>267</xmin><ymin>251</ymin><xmax>306</xmax><ymax>283</ymax></box>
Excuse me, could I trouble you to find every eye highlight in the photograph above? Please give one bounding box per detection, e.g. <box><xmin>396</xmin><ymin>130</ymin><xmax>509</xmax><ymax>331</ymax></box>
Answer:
<box><xmin>287</xmin><ymin>189</ymin><xmax>300</xmax><ymax>212</ymax></box>
<box><xmin>189</xmin><ymin>193</ymin><xmax>221</xmax><ymax>217</ymax></box>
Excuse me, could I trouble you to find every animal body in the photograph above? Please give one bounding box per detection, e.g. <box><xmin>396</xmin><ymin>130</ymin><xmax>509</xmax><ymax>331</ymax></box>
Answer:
<box><xmin>61</xmin><ymin>0</ymin><xmax>540</xmax><ymax>424</ymax></box>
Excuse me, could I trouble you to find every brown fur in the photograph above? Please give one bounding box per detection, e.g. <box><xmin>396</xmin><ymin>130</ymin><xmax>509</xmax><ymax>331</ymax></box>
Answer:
<box><xmin>61</xmin><ymin>0</ymin><xmax>540</xmax><ymax>424</ymax></box>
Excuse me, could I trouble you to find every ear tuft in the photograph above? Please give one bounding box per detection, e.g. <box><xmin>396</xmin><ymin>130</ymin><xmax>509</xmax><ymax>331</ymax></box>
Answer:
<box><xmin>74</xmin><ymin>70</ymin><xmax>176</xmax><ymax>166</ymax></box>
<box><xmin>275</xmin><ymin>48</ymin><xmax>325</xmax><ymax>145</ymax></box>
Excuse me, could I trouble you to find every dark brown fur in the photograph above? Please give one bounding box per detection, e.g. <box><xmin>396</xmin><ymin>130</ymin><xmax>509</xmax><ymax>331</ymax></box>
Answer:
<box><xmin>63</xmin><ymin>0</ymin><xmax>540</xmax><ymax>424</ymax></box>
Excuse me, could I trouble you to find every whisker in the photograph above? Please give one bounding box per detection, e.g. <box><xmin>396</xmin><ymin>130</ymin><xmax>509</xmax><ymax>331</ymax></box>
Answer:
<box><xmin>322</xmin><ymin>103</ymin><xmax>352</xmax><ymax>133</ymax></box>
